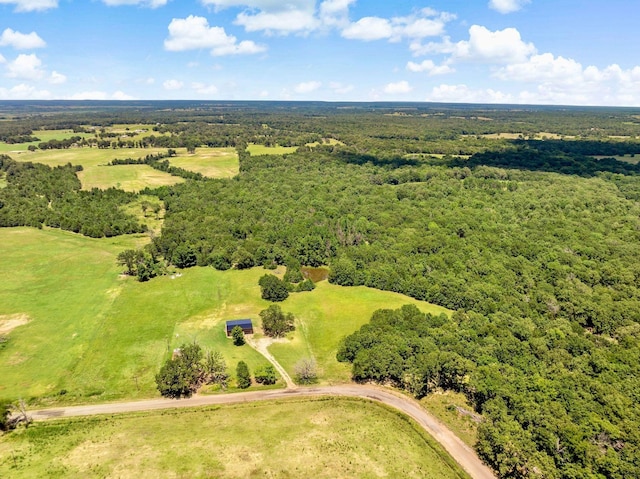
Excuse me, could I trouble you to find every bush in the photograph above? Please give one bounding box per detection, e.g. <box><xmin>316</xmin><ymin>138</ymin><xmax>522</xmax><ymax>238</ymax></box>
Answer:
<box><xmin>258</xmin><ymin>274</ymin><xmax>289</xmax><ymax>302</ymax></box>
<box><xmin>236</xmin><ymin>361</ymin><xmax>251</xmax><ymax>389</ymax></box>
<box><xmin>294</xmin><ymin>358</ymin><xmax>318</xmax><ymax>385</ymax></box>
<box><xmin>296</xmin><ymin>278</ymin><xmax>315</xmax><ymax>292</ymax></box>
<box><xmin>254</xmin><ymin>365</ymin><xmax>277</xmax><ymax>385</ymax></box>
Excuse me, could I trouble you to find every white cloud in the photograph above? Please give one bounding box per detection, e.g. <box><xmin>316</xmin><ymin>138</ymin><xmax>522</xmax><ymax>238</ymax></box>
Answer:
<box><xmin>342</xmin><ymin>17</ymin><xmax>393</xmax><ymax>41</ymax></box>
<box><xmin>342</xmin><ymin>9</ymin><xmax>453</xmax><ymax>42</ymax></box>
<box><xmin>0</xmin><ymin>54</ymin><xmax>6</xmax><ymax>64</ymax></box>
<box><xmin>407</xmin><ymin>60</ymin><xmax>454</xmax><ymax>75</ymax></box>
<box><xmin>0</xmin><ymin>83</ymin><xmax>51</xmax><ymax>99</ymax></box>
<box><xmin>427</xmin><ymin>84</ymin><xmax>514</xmax><ymax>103</ymax></box>
<box><xmin>49</xmin><ymin>70</ymin><xmax>66</xmax><ymax>84</ymax></box>
<box><xmin>0</xmin><ymin>29</ymin><xmax>46</xmax><ymax>49</ymax></box>
<box><xmin>294</xmin><ymin>80</ymin><xmax>321</xmax><ymax>94</ymax></box>
<box><xmin>489</xmin><ymin>0</ymin><xmax>530</xmax><ymax>14</ymax></box>
<box><xmin>112</xmin><ymin>90</ymin><xmax>136</xmax><ymax>100</ymax></box>
<box><xmin>384</xmin><ymin>80</ymin><xmax>412</xmax><ymax>94</ymax></box>
<box><xmin>164</xmin><ymin>15</ymin><xmax>266</xmax><ymax>56</ymax></box>
<box><xmin>235</xmin><ymin>9</ymin><xmax>318</xmax><ymax>34</ymax></box>
<box><xmin>319</xmin><ymin>0</ymin><xmax>355</xmax><ymax>28</ymax></box>
<box><xmin>0</xmin><ymin>0</ymin><xmax>57</xmax><ymax>12</ymax></box>
<box><xmin>102</xmin><ymin>0</ymin><xmax>168</xmax><ymax>7</ymax></box>
<box><xmin>163</xmin><ymin>79</ymin><xmax>184</xmax><ymax>90</ymax></box>
<box><xmin>192</xmin><ymin>82</ymin><xmax>219</xmax><ymax>94</ymax></box>
<box><xmin>417</xmin><ymin>25</ymin><xmax>536</xmax><ymax>64</ymax></box>
<box><xmin>6</xmin><ymin>54</ymin><xmax>45</xmax><ymax>80</ymax></box>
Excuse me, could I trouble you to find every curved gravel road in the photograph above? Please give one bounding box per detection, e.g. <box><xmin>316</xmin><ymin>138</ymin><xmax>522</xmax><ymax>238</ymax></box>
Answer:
<box><xmin>28</xmin><ymin>385</ymin><xmax>496</xmax><ymax>479</ymax></box>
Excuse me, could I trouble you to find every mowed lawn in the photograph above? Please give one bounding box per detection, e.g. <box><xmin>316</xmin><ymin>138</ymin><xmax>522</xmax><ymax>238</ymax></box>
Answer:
<box><xmin>0</xmin><ymin>398</ymin><xmax>470</xmax><ymax>479</ymax></box>
<box><xmin>168</xmin><ymin>147</ymin><xmax>239</xmax><ymax>178</ymax></box>
<box><xmin>0</xmin><ymin>228</ymin><xmax>449</xmax><ymax>404</ymax></box>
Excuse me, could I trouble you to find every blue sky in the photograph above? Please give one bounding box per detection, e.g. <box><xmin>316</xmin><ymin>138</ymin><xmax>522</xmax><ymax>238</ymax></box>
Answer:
<box><xmin>0</xmin><ymin>0</ymin><xmax>638</xmax><ymax>105</ymax></box>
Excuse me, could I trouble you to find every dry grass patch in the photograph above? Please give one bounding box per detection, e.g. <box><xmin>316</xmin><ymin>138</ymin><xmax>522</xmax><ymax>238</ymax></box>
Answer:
<box><xmin>77</xmin><ymin>164</ymin><xmax>184</xmax><ymax>192</ymax></box>
<box><xmin>0</xmin><ymin>313</ymin><xmax>30</xmax><ymax>335</ymax></box>
<box><xmin>168</xmin><ymin>147</ymin><xmax>239</xmax><ymax>178</ymax></box>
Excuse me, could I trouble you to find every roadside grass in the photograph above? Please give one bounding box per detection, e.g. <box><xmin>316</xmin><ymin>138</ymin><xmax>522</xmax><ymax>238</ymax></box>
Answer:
<box><xmin>420</xmin><ymin>391</ymin><xmax>481</xmax><ymax>448</ymax></box>
<box><xmin>0</xmin><ymin>397</ymin><xmax>470</xmax><ymax>479</ymax></box>
<box><xmin>168</xmin><ymin>147</ymin><xmax>239</xmax><ymax>178</ymax></box>
<box><xmin>0</xmin><ymin>228</ymin><xmax>450</xmax><ymax>404</ymax></box>
<box><xmin>77</xmin><ymin>164</ymin><xmax>184</xmax><ymax>192</ymax></box>
<box><xmin>247</xmin><ymin>143</ymin><xmax>297</xmax><ymax>156</ymax></box>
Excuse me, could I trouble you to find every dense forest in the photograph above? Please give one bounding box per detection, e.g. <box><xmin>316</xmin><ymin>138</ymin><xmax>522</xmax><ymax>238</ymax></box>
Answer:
<box><xmin>1</xmin><ymin>101</ymin><xmax>640</xmax><ymax>478</ymax></box>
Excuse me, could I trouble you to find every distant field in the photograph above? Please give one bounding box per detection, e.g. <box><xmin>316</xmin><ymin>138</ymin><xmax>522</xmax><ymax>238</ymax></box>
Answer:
<box><xmin>9</xmin><ymin>146</ymin><xmax>169</xmax><ymax>168</ymax></box>
<box><xmin>0</xmin><ymin>398</ymin><xmax>469</xmax><ymax>479</ymax></box>
<box><xmin>247</xmin><ymin>143</ymin><xmax>298</xmax><ymax>156</ymax></box>
<box><xmin>0</xmin><ymin>228</ymin><xmax>449</xmax><ymax>404</ymax></box>
<box><xmin>0</xmin><ymin>130</ymin><xmax>93</xmax><ymax>153</ymax></box>
<box><xmin>306</xmin><ymin>138</ymin><xmax>345</xmax><ymax>147</ymax></box>
<box><xmin>77</xmin><ymin>164</ymin><xmax>184</xmax><ymax>191</ymax></box>
<box><xmin>168</xmin><ymin>147</ymin><xmax>239</xmax><ymax>178</ymax></box>
<box><xmin>593</xmin><ymin>154</ymin><xmax>639</xmax><ymax>164</ymax></box>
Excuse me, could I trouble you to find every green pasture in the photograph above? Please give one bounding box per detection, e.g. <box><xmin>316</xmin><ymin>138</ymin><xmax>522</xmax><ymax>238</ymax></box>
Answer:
<box><xmin>0</xmin><ymin>228</ymin><xmax>449</xmax><ymax>404</ymax></box>
<box><xmin>77</xmin><ymin>164</ymin><xmax>184</xmax><ymax>192</ymax></box>
<box><xmin>0</xmin><ymin>130</ymin><xmax>93</xmax><ymax>153</ymax></box>
<box><xmin>269</xmin><ymin>282</ymin><xmax>450</xmax><ymax>383</ymax></box>
<box><xmin>247</xmin><ymin>143</ymin><xmax>298</xmax><ymax>156</ymax></box>
<box><xmin>9</xmin><ymin>146</ymin><xmax>168</xmax><ymax>168</ymax></box>
<box><xmin>168</xmin><ymin>147</ymin><xmax>239</xmax><ymax>178</ymax></box>
<box><xmin>0</xmin><ymin>398</ymin><xmax>469</xmax><ymax>479</ymax></box>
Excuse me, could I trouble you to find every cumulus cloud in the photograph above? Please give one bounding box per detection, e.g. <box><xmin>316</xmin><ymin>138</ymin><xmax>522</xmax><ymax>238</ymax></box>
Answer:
<box><xmin>319</xmin><ymin>0</ymin><xmax>355</xmax><ymax>28</ymax></box>
<box><xmin>294</xmin><ymin>80</ymin><xmax>321</xmax><ymax>94</ymax></box>
<box><xmin>163</xmin><ymin>79</ymin><xmax>184</xmax><ymax>90</ymax></box>
<box><xmin>49</xmin><ymin>70</ymin><xmax>66</xmax><ymax>84</ymax></box>
<box><xmin>192</xmin><ymin>82</ymin><xmax>219</xmax><ymax>94</ymax></box>
<box><xmin>407</xmin><ymin>59</ymin><xmax>454</xmax><ymax>75</ymax></box>
<box><xmin>68</xmin><ymin>91</ymin><xmax>108</xmax><ymax>100</ymax></box>
<box><xmin>0</xmin><ymin>29</ymin><xmax>46</xmax><ymax>49</ymax></box>
<box><xmin>0</xmin><ymin>0</ymin><xmax>57</xmax><ymax>12</ymax></box>
<box><xmin>102</xmin><ymin>0</ymin><xmax>167</xmax><ymax>6</ymax></box>
<box><xmin>489</xmin><ymin>0</ymin><xmax>530</xmax><ymax>14</ymax></box>
<box><xmin>0</xmin><ymin>83</ymin><xmax>51</xmax><ymax>99</ymax></box>
<box><xmin>112</xmin><ymin>90</ymin><xmax>136</xmax><ymax>100</ymax></box>
<box><xmin>414</xmin><ymin>25</ymin><xmax>536</xmax><ymax>64</ymax></box>
<box><xmin>342</xmin><ymin>9</ymin><xmax>453</xmax><ymax>42</ymax></box>
<box><xmin>0</xmin><ymin>53</ymin><xmax>6</xmax><ymax>64</ymax></box>
<box><xmin>384</xmin><ymin>80</ymin><xmax>412</xmax><ymax>94</ymax></box>
<box><xmin>164</xmin><ymin>15</ymin><xmax>266</xmax><ymax>56</ymax></box>
<box><xmin>6</xmin><ymin>54</ymin><xmax>45</xmax><ymax>80</ymax></box>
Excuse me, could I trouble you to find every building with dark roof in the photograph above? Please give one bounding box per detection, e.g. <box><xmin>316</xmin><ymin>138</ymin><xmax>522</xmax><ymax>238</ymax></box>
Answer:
<box><xmin>225</xmin><ymin>319</ymin><xmax>254</xmax><ymax>336</ymax></box>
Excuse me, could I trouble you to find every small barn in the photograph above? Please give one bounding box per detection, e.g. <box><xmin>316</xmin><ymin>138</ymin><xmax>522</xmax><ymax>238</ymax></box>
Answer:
<box><xmin>226</xmin><ymin>319</ymin><xmax>254</xmax><ymax>336</ymax></box>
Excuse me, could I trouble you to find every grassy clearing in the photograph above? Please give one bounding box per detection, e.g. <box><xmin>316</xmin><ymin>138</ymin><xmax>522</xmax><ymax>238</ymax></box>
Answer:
<box><xmin>9</xmin><ymin>147</ymin><xmax>169</xmax><ymax>168</ymax></box>
<box><xmin>168</xmin><ymin>147</ymin><xmax>239</xmax><ymax>178</ymax></box>
<box><xmin>247</xmin><ymin>143</ymin><xmax>297</xmax><ymax>156</ymax></box>
<box><xmin>121</xmin><ymin>195</ymin><xmax>165</xmax><ymax>235</ymax></box>
<box><xmin>593</xmin><ymin>154</ymin><xmax>639</xmax><ymax>164</ymax></box>
<box><xmin>269</xmin><ymin>281</ymin><xmax>451</xmax><ymax>384</ymax></box>
<box><xmin>0</xmin><ymin>397</ymin><xmax>470</xmax><ymax>479</ymax></box>
<box><xmin>0</xmin><ymin>228</ymin><xmax>449</xmax><ymax>403</ymax></box>
<box><xmin>0</xmin><ymin>130</ymin><xmax>93</xmax><ymax>153</ymax></box>
<box><xmin>77</xmin><ymin>164</ymin><xmax>184</xmax><ymax>192</ymax></box>
<box><xmin>306</xmin><ymin>138</ymin><xmax>345</xmax><ymax>147</ymax></box>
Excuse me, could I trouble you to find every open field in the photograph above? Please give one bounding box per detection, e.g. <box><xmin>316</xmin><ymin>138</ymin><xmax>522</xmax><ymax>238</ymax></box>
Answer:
<box><xmin>0</xmin><ymin>397</ymin><xmax>470</xmax><ymax>479</ymax></box>
<box><xmin>269</xmin><ymin>281</ymin><xmax>450</xmax><ymax>383</ymax></box>
<box><xmin>593</xmin><ymin>154</ymin><xmax>639</xmax><ymax>164</ymax></box>
<box><xmin>247</xmin><ymin>143</ymin><xmax>298</xmax><ymax>156</ymax></box>
<box><xmin>168</xmin><ymin>147</ymin><xmax>239</xmax><ymax>178</ymax></box>
<box><xmin>0</xmin><ymin>228</ymin><xmax>449</xmax><ymax>404</ymax></box>
<box><xmin>8</xmin><ymin>146</ymin><xmax>169</xmax><ymax>168</ymax></box>
<box><xmin>77</xmin><ymin>164</ymin><xmax>184</xmax><ymax>191</ymax></box>
<box><xmin>0</xmin><ymin>130</ymin><xmax>94</xmax><ymax>153</ymax></box>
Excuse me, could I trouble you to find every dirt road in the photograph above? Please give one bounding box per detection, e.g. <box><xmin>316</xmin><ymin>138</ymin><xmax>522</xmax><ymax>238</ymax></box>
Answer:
<box><xmin>28</xmin><ymin>385</ymin><xmax>496</xmax><ymax>479</ymax></box>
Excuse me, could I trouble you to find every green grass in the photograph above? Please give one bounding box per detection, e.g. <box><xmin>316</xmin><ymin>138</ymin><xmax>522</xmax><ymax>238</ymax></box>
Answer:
<box><xmin>247</xmin><ymin>143</ymin><xmax>298</xmax><ymax>156</ymax></box>
<box><xmin>420</xmin><ymin>391</ymin><xmax>481</xmax><ymax>448</ymax></box>
<box><xmin>9</xmin><ymin>147</ymin><xmax>169</xmax><ymax>168</ymax></box>
<box><xmin>269</xmin><ymin>281</ymin><xmax>451</xmax><ymax>384</ymax></box>
<box><xmin>0</xmin><ymin>228</ymin><xmax>450</xmax><ymax>404</ymax></box>
<box><xmin>0</xmin><ymin>398</ymin><xmax>470</xmax><ymax>479</ymax></box>
<box><xmin>0</xmin><ymin>130</ymin><xmax>93</xmax><ymax>153</ymax></box>
<box><xmin>168</xmin><ymin>147</ymin><xmax>239</xmax><ymax>178</ymax></box>
<box><xmin>77</xmin><ymin>164</ymin><xmax>184</xmax><ymax>192</ymax></box>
